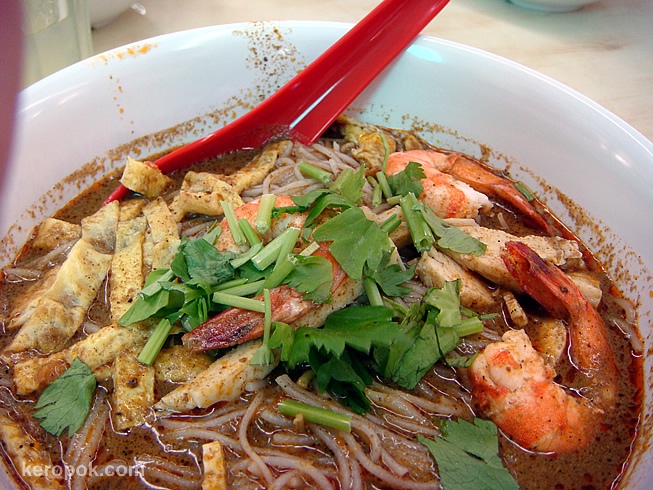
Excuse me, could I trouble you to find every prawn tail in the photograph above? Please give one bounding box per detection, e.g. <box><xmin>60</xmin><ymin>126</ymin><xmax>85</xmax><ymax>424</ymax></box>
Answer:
<box><xmin>501</xmin><ymin>241</ymin><xmax>570</xmax><ymax>318</ymax></box>
<box><xmin>450</xmin><ymin>156</ymin><xmax>552</xmax><ymax>233</ymax></box>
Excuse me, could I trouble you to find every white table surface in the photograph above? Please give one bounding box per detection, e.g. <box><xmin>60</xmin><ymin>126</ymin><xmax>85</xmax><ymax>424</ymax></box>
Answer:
<box><xmin>91</xmin><ymin>0</ymin><xmax>653</xmax><ymax>142</ymax></box>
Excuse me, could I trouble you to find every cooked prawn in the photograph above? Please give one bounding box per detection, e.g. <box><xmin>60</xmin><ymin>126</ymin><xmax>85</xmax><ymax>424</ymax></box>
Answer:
<box><xmin>468</xmin><ymin>241</ymin><xmax>618</xmax><ymax>453</ymax></box>
<box><xmin>383</xmin><ymin>150</ymin><xmax>551</xmax><ymax>232</ymax></box>
<box><xmin>182</xmin><ymin>196</ymin><xmax>362</xmax><ymax>351</ymax></box>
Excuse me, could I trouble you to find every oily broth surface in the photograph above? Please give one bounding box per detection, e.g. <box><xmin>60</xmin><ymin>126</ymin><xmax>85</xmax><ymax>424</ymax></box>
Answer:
<box><xmin>0</xmin><ymin>137</ymin><xmax>644</xmax><ymax>489</ymax></box>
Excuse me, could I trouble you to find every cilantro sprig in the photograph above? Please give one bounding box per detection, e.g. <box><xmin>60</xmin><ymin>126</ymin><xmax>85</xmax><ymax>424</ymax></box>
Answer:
<box><xmin>33</xmin><ymin>358</ymin><xmax>97</xmax><ymax>437</ymax></box>
<box><xmin>266</xmin><ymin>280</ymin><xmax>492</xmax><ymax>413</ymax></box>
<box><xmin>418</xmin><ymin>418</ymin><xmax>520</xmax><ymax>490</ymax></box>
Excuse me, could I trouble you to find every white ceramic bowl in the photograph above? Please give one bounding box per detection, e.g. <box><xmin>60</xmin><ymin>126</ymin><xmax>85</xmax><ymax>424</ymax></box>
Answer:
<box><xmin>2</xmin><ymin>22</ymin><xmax>653</xmax><ymax>487</ymax></box>
<box><xmin>508</xmin><ymin>0</ymin><xmax>602</xmax><ymax>13</ymax></box>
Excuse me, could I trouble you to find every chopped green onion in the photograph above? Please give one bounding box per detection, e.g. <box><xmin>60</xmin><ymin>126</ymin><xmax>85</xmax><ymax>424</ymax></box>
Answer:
<box><xmin>221</xmin><ymin>200</ymin><xmax>246</xmax><ymax>246</ymax></box>
<box><xmin>256</xmin><ymin>194</ymin><xmax>277</xmax><ymax>234</ymax></box>
<box><xmin>230</xmin><ymin>242</ymin><xmax>263</xmax><ymax>269</ymax></box>
<box><xmin>296</xmin><ymin>370</ymin><xmax>316</xmax><ymax>389</ymax></box>
<box><xmin>369</xmin><ymin>176</ymin><xmax>383</xmax><ymax>207</ymax></box>
<box><xmin>203</xmin><ymin>223</ymin><xmax>222</xmax><ymax>244</ymax></box>
<box><xmin>239</xmin><ymin>219</ymin><xmax>261</xmax><ymax>246</ymax></box>
<box><xmin>217</xmin><ymin>279</ymin><xmax>266</xmax><ymax>297</ymax></box>
<box><xmin>514</xmin><ymin>181</ymin><xmax>535</xmax><ymax>201</ymax></box>
<box><xmin>299</xmin><ymin>241</ymin><xmax>320</xmax><ymax>257</ymax></box>
<box><xmin>400</xmin><ymin>193</ymin><xmax>435</xmax><ymax>253</ymax></box>
<box><xmin>376</xmin><ymin>171</ymin><xmax>393</xmax><ymax>201</ymax></box>
<box><xmin>278</xmin><ymin>400</ymin><xmax>352</xmax><ymax>432</ymax></box>
<box><xmin>274</xmin><ymin>227</ymin><xmax>300</xmax><ymax>271</ymax></box>
<box><xmin>251</xmin><ymin>227</ymin><xmax>301</xmax><ymax>271</ymax></box>
<box><xmin>261</xmin><ymin>258</ymin><xmax>296</xmax><ymax>292</ymax></box>
<box><xmin>262</xmin><ymin>288</ymin><xmax>272</xmax><ymax>344</ymax></box>
<box><xmin>213</xmin><ymin>278</ymin><xmax>248</xmax><ymax>292</ymax></box>
<box><xmin>453</xmin><ymin>317</ymin><xmax>486</xmax><ymax>337</ymax></box>
<box><xmin>386</xmin><ymin>195</ymin><xmax>402</xmax><ymax>206</ymax></box>
<box><xmin>138</xmin><ymin>318</ymin><xmax>174</xmax><ymax>366</ymax></box>
<box><xmin>212</xmin><ymin>292</ymin><xmax>266</xmax><ymax>312</ymax></box>
<box><xmin>380</xmin><ymin>133</ymin><xmax>390</xmax><ymax>173</ymax></box>
<box><xmin>298</xmin><ymin>161</ymin><xmax>332</xmax><ymax>185</ymax></box>
<box><xmin>364</xmin><ymin>277</ymin><xmax>384</xmax><ymax>307</ymax></box>
<box><xmin>329</xmin><ymin>168</ymin><xmax>354</xmax><ymax>194</ymax></box>
<box><xmin>379</xmin><ymin>214</ymin><xmax>401</xmax><ymax>235</ymax></box>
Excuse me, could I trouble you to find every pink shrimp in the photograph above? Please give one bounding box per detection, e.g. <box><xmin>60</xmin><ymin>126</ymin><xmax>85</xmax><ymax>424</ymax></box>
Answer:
<box><xmin>182</xmin><ymin>196</ymin><xmax>358</xmax><ymax>351</ymax></box>
<box><xmin>468</xmin><ymin>241</ymin><xmax>618</xmax><ymax>453</ymax></box>
<box><xmin>384</xmin><ymin>150</ymin><xmax>551</xmax><ymax>232</ymax></box>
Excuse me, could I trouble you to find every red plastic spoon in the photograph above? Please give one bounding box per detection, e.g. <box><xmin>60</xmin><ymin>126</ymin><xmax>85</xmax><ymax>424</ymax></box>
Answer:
<box><xmin>105</xmin><ymin>0</ymin><xmax>450</xmax><ymax>204</ymax></box>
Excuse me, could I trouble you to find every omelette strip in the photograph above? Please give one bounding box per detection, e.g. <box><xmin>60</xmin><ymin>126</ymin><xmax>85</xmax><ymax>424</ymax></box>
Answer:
<box><xmin>0</xmin><ymin>413</ymin><xmax>65</xmax><ymax>489</ymax></box>
<box><xmin>6</xmin><ymin>239</ymin><xmax>112</xmax><ymax>354</ymax></box>
<box><xmin>112</xmin><ymin>348</ymin><xmax>155</xmax><ymax>430</ymax></box>
<box><xmin>109</xmin><ymin>216</ymin><xmax>147</xmax><ymax>324</ymax></box>
<box><xmin>143</xmin><ymin>197</ymin><xmax>180</xmax><ymax>270</ymax></box>
<box><xmin>13</xmin><ymin>325</ymin><xmax>147</xmax><ymax>395</ymax></box>
<box><xmin>170</xmin><ymin>171</ymin><xmax>244</xmax><ymax>221</ymax></box>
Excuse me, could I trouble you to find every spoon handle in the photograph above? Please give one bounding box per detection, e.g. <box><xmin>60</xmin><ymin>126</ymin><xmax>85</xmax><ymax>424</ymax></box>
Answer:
<box><xmin>106</xmin><ymin>0</ymin><xmax>449</xmax><ymax>203</ymax></box>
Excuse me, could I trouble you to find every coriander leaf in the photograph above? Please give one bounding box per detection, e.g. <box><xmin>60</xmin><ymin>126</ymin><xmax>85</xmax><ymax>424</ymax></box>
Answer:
<box><xmin>179</xmin><ymin>237</ymin><xmax>236</xmax><ymax>287</ymax></box>
<box><xmin>269</xmin><ymin>322</ymin><xmax>295</xmax><ymax>362</ymax></box>
<box><xmin>444</xmin><ymin>354</ymin><xmax>477</xmax><ymax>368</ymax></box>
<box><xmin>423</xmin><ymin>280</ymin><xmax>462</xmax><ymax>328</ymax></box>
<box><xmin>418</xmin><ymin>418</ymin><xmax>520</xmax><ymax>490</ymax></box>
<box><xmin>237</xmin><ymin>261</ymin><xmax>274</xmax><ymax>282</ymax></box>
<box><xmin>304</xmin><ymin>193</ymin><xmax>357</xmax><ymax>227</ymax></box>
<box><xmin>285</xmin><ymin>305</ymin><xmax>396</xmax><ymax>368</ymax></box>
<box><xmin>33</xmin><ymin>358</ymin><xmax>97</xmax><ymax>437</ymax></box>
<box><xmin>329</xmin><ymin>165</ymin><xmax>367</xmax><ymax>203</ymax></box>
<box><xmin>387</xmin><ymin>161</ymin><xmax>425</xmax><ymax>197</ymax></box>
<box><xmin>364</xmin><ymin>251</ymin><xmax>415</xmax><ymax>297</ymax></box>
<box><xmin>284</xmin><ymin>254</ymin><xmax>333</xmax><ymax>303</ymax></box>
<box><xmin>289</xmin><ymin>189</ymin><xmax>332</xmax><ymax>209</ymax></box>
<box><xmin>118</xmin><ymin>286</ymin><xmax>185</xmax><ymax>326</ymax></box>
<box><xmin>420</xmin><ymin>205</ymin><xmax>486</xmax><ymax>256</ymax></box>
<box><xmin>312</xmin><ymin>206</ymin><xmax>392</xmax><ymax>281</ymax></box>
<box><xmin>313</xmin><ymin>351</ymin><xmax>371</xmax><ymax>414</ymax></box>
<box><xmin>381</xmin><ymin>320</ymin><xmax>443</xmax><ymax>389</ymax></box>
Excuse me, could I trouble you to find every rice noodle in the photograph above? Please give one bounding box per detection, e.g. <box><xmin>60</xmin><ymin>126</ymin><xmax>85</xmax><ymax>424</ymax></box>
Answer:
<box><xmin>372</xmin><ymin>381</ymin><xmax>467</xmax><ymax>416</ymax></box>
<box><xmin>604</xmin><ymin>294</ymin><xmax>637</xmax><ymax>323</ymax></box>
<box><xmin>610</xmin><ymin>316</ymin><xmax>644</xmax><ymax>355</ymax></box>
<box><xmin>160</xmin><ymin>407</ymin><xmax>246</xmax><ymax>429</ymax></box>
<box><xmin>1</xmin><ymin>267</ymin><xmax>41</xmax><ymax>282</ymax></box>
<box><xmin>259</xmin><ymin>455</ymin><xmax>334</xmax><ymax>490</ymax></box>
<box><xmin>163</xmin><ymin>427</ymin><xmax>241</xmax><ymax>451</ymax></box>
<box><xmin>135</xmin><ymin>454</ymin><xmax>200</xmax><ymax>477</ymax></box>
<box><xmin>238</xmin><ymin>391</ymin><xmax>275</xmax><ymax>484</ymax></box>
<box><xmin>268</xmin><ymin>469</ymin><xmax>301</xmax><ymax>490</ymax></box>
<box><xmin>271</xmin><ymin>431</ymin><xmax>318</xmax><ymax>446</ymax></box>
<box><xmin>65</xmin><ymin>390</ymin><xmax>109</xmax><ymax>490</ymax></box>
<box><xmin>310</xmin><ymin>424</ymin><xmax>354</xmax><ymax>490</ymax></box>
<box><xmin>381</xmin><ymin>448</ymin><xmax>410</xmax><ymax>477</ymax></box>
<box><xmin>382</xmin><ymin>413</ymin><xmax>440</xmax><ymax>438</ymax></box>
<box><xmin>23</xmin><ymin>239</ymin><xmax>77</xmax><ymax>270</ymax></box>
<box><xmin>341</xmin><ymin>432</ymin><xmax>440</xmax><ymax>490</ymax></box>
<box><xmin>260</xmin><ymin>408</ymin><xmax>295</xmax><ymax>428</ymax></box>
<box><xmin>139</xmin><ymin>465</ymin><xmax>201</xmax><ymax>489</ymax></box>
